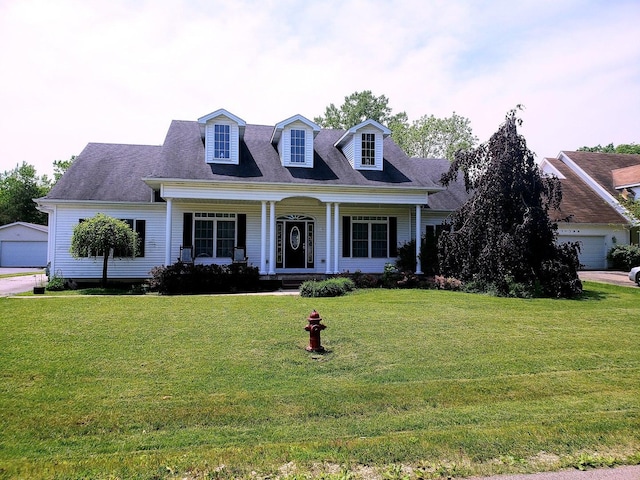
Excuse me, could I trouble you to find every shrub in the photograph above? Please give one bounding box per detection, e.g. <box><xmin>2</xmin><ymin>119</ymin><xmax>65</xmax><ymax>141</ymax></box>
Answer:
<box><xmin>299</xmin><ymin>277</ymin><xmax>355</xmax><ymax>297</ymax></box>
<box><xmin>148</xmin><ymin>262</ymin><xmax>259</xmax><ymax>295</ymax></box>
<box><xmin>607</xmin><ymin>244</ymin><xmax>640</xmax><ymax>271</ymax></box>
<box><xmin>347</xmin><ymin>270</ymin><xmax>380</xmax><ymax>288</ymax></box>
<box><xmin>433</xmin><ymin>275</ymin><xmax>463</xmax><ymax>291</ymax></box>
<box><xmin>46</xmin><ymin>271</ymin><xmax>66</xmax><ymax>291</ymax></box>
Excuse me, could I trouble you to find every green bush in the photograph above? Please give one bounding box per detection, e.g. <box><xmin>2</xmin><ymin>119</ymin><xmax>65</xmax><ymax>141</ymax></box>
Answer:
<box><xmin>607</xmin><ymin>244</ymin><xmax>640</xmax><ymax>270</ymax></box>
<box><xmin>46</xmin><ymin>271</ymin><xmax>66</xmax><ymax>291</ymax></box>
<box><xmin>299</xmin><ymin>277</ymin><xmax>355</xmax><ymax>297</ymax></box>
<box><xmin>148</xmin><ymin>261</ymin><xmax>259</xmax><ymax>294</ymax></box>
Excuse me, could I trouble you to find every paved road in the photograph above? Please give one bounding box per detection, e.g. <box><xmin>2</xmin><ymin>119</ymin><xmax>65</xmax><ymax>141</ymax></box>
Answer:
<box><xmin>470</xmin><ymin>465</ymin><xmax>640</xmax><ymax>480</ymax></box>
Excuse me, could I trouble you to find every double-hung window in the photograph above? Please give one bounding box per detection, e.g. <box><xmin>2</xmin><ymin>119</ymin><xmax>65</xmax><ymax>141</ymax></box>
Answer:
<box><xmin>361</xmin><ymin>133</ymin><xmax>375</xmax><ymax>166</ymax></box>
<box><xmin>351</xmin><ymin>216</ymin><xmax>388</xmax><ymax>258</ymax></box>
<box><xmin>194</xmin><ymin>213</ymin><xmax>236</xmax><ymax>258</ymax></box>
<box><xmin>214</xmin><ymin>124</ymin><xmax>230</xmax><ymax>159</ymax></box>
<box><xmin>290</xmin><ymin>129</ymin><xmax>305</xmax><ymax>164</ymax></box>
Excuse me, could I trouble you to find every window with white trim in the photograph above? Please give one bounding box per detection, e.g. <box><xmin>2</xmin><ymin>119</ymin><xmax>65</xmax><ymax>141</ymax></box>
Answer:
<box><xmin>290</xmin><ymin>129</ymin><xmax>305</xmax><ymax>163</ymax></box>
<box><xmin>352</xmin><ymin>216</ymin><xmax>388</xmax><ymax>258</ymax></box>
<box><xmin>194</xmin><ymin>213</ymin><xmax>236</xmax><ymax>258</ymax></box>
<box><xmin>361</xmin><ymin>133</ymin><xmax>375</xmax><ymax>166</ymax></box>
<box><xmin>214</xmin><ymin>124</ymin><xmax>230</xmax><ymax>159</ymax></box>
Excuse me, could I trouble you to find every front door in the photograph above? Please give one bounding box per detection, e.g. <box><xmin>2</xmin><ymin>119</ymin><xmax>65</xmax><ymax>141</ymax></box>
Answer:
<box><xmin>285</xmin><ymin>221</ymin><xmax>306</xmax><ymax>268</ymax></box>
<box><xmin>276</xmin><ymin>215</ymin><xmax>315</xmax><ymax>269</ymax></box>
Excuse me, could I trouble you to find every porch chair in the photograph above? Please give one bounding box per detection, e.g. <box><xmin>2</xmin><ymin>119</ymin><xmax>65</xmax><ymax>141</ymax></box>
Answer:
<box><xmin>180</xmin><ymin>245</ymin><xmax>194</xmax><ymax>264</ymax></box>
<box><xmin>232</xmin><ymin>246</ymin><xmax>248</xmax><ymax>265</ymax></box>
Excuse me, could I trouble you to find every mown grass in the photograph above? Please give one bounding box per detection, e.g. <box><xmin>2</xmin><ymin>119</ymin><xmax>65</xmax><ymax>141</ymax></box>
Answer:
<box><xmin>0</xmin><ymin>282</ymin><xmax>639</xmax><ymax>479</ymax></box>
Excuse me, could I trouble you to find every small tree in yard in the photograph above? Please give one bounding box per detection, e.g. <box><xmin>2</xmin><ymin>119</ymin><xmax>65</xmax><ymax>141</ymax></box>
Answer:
<box><xmin>70</xmin><ymin>213</ymin><xmax>139</xmax><ymax>287</ymax></box>
<box><xmin>438</xmin><ymin>107</ymin><xmax>582</xmax><ymax>298</ymax></box>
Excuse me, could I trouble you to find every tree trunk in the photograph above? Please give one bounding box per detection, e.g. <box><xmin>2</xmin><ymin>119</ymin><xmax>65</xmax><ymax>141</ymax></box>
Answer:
<box><xmin>101</xmin><ymin>250</ymin><xmax>109</xmax><ymax>288</ymax></box>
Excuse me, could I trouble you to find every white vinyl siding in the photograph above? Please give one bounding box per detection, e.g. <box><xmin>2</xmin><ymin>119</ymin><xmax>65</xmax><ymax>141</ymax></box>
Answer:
<box><xmin>48</xmin><ymin>205</ymin><xmax>166</xmax><ymax>280</ymax></box>
<box><xmin>205</xmin><ymin>120</ymin><xmax>240</xmax><ymax>165</ymax></box>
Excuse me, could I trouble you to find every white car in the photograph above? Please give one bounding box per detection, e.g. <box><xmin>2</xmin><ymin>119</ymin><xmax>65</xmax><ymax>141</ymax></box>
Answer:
<box><xmin>629</xmin><ymin>266</ymin><xmax>640</xmax><ymax>286</ymax></box>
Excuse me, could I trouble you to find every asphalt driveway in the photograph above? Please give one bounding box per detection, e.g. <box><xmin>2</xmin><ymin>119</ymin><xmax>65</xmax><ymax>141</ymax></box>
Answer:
<box><xmin>578</xmin><ymin>270</ymin><xmax>637</xmax><ymax>287</ymax></box>
<box><xmin>0</xmin><ymin>268</ymin><xmax>45</xmax><ymax>296</ymax></box>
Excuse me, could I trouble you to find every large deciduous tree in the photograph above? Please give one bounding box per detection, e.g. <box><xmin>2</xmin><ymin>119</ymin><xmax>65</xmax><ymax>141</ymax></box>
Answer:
<box><xmin>70</xmin><ymin>213</ymin><xmax>139</xmax><ymax>287</ymax></box>
<box><xmin>0</xmin><ymin>162</ymin><xmax>50</xmax><ymax>226</ymax></box>
<box><xmin>392</xmin><ymin>112</ymin><xmax>478</xmax><ymax>161</ymax></box>
<box><xmin>437</xmin><ymin>108</ymin><xmax>582</xmax><ymax>298</ymax></box>
<box><xmin>314</xmin><ymin>90</ymin><xmax>408</xmax><ymax>129</ymax></box>
<box><xmin>315</xmin><ymin>90</ymin><xmax>476</xmax><ymax>162</ymax></box>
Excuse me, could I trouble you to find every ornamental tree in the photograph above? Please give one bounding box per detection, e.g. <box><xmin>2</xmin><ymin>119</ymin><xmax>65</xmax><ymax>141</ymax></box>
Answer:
<box><xmin>70</xmin><ymin>213</ymin><xmax>139</xmax><ymax>287</ymax></box>
<box><xmin>437</xmin><ymin>108</ymin><xmax>582</xmax><ymax>298</ymax></box>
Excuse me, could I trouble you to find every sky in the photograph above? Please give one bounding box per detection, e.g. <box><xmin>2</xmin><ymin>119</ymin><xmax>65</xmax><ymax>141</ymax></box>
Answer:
<box><xmin>1</xmin><ymin>0</ymin><xmax>639</xmax><ymax>178</ymax></box>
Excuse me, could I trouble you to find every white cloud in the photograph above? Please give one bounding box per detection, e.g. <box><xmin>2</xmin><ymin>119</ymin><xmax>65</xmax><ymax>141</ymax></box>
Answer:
<box><xmin>0</xmin><ymin>0</ymin><xmax>639</xmax><ymax>176</ymax></box>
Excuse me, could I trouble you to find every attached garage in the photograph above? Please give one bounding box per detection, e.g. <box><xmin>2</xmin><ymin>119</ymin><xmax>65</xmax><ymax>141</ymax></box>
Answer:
<box><xmin>0</xmin><ymin>222</ymin><xmax>48</xmax><ymax>267</ymax></box>
<box><xmin>557</xmin><ymin>235</ymin><xmax>606</xmax><ymax>270</ymax></box>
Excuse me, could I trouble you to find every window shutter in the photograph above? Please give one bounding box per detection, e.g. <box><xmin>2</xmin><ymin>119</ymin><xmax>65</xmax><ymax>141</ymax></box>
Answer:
<box><xmin>342</xmin><ymin>216</ymin><xmax>351</xmax><ymax>257</ymax></box>
<box><xmin>183</xmin><ymin>213</ymin><xmax>193</xmax><ymax>248</ymax></box>
<box><xmin>136</xmin><ymin>220</ymin><xmax>146</xmax><ymax>257</ymax></box>
<box><xmin>389</xmin><ymin>217</ymin><xmax>397</xmax><ymax>257</ymax></box>
<box><xmin>237</xmin><ymin>214</ymin><xmax>246</xmax><ymax>248</ymax></box>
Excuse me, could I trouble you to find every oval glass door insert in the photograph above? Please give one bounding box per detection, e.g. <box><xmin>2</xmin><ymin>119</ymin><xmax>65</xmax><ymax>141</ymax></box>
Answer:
<box><xmin>290</xmin><ymin>226</ymin><xmax>301</xmax><ymax>250</ymax></box>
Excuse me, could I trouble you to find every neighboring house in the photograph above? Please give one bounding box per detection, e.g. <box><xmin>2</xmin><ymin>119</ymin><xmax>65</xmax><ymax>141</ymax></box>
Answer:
<box><xmin>540</xmin><ymin>151</ymin><xmax>640</xmax><ymax>269</ymax></box>
<box><xmin>37</xmin><ymin>109</ymin><xmax>466</xmax><ymax>283</ymax></box>
<box><xmin>0</xmin><ymin>222</ymin><xmax>48</xmax><ymax>267</ymax></box>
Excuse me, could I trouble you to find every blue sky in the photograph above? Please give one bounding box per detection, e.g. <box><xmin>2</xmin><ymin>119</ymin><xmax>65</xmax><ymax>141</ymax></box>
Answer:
<box><xmin>1</xmin><ymin>0</ymin><xmax>639</xmax><ymax>177</ymax></box>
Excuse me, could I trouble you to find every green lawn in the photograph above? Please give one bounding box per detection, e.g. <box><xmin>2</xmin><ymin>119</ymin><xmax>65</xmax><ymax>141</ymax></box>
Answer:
<box><xmin>1</xmin><ymin>283</ymin><xmax>639</xmax><ymax>479</ymax></box>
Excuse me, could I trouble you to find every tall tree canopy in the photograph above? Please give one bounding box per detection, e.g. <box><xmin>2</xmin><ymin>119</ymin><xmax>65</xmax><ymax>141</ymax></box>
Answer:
<box><xmin>438</xmin><ymin>108</ymin><xmax>582</xmax><ymax>298</ymax></box>
<box><xmin>577</xmin><ymin>143</ymin><xmax>640</xmax><ymax>154</ymax></box>
<box><xmin>314</xmin><ymin>90</ymin><xmax>408</xmax><ymax>129</ymax></box>
<box><xmin>70</xmin><ymin>213</ymin><xmax>139</xmax><ymax>287</ymax></box>
<box><xmin>392</xmin><ymin>112</ymin><xmax>478</xmax><ymax>161</ymax></box>
<box><xmin>0</xmin><ymin>162</ymin><xmax>50</xmax><ymax>226</ymax></box>
<box><xmin>315</xmin><ymin>90</ymin><xmax>476</xmax><ymax>162</ymax></box>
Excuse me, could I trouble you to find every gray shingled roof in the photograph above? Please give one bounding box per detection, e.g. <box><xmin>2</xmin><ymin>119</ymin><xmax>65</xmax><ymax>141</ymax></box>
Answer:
<box><xmin>417</xmin><ymin>158</ymin><xmax>470</xmax><ymax>211</ymax></box>
<box><xmin>46</xmin><ymin>143</ymin><xmax>161</xmax><ymax>202</ymax></box>
<box><xmin>46</xmin><ymin>120</ymin><xmax>452</xmax><ymax>203</ymax></box>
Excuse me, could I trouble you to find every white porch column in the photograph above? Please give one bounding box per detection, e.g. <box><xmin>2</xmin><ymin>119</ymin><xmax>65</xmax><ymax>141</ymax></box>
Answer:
<box><xmin>268</xmin><ymin>201</ymin><xmax>276</xmax><ymax>275</ymax></box>
<box><xmin>333</xmin><ymin>203</ymin><xmax>340</xmax><ymax>274</ymax></box>
<box><xmin>165</xmin><ymin>198</ymin><xmax>173</xmax><ymax>265</ymax></box>
<box><xmin>260</xmin><ymin>201</ymin><xmax>267</xmax><ymax>274</ymax></box>
<box><xmin>415</xmin><ymin>204</ymin><xmax>423</xmax><ymax>274</ymax></box>
<box><xmin>325</xmin><ymin>202</ymin><xmax>332</xmax><ymax>274</ymax></box>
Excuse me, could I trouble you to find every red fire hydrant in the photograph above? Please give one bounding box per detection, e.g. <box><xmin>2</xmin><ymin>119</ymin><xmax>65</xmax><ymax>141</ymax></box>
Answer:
<box><xmin>305</xmin><ymin>309</ymin><xmax>327</xmax><ymax>352</ymax></box>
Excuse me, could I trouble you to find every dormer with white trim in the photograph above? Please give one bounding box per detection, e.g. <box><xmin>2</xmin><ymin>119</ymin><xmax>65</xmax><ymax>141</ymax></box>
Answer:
<box><xmin>198</xmin><ymin>109</ymin><xmax>246</xmax><ymax>165</ymax></box>
<box><xmin>334</xmin><ymin>119</ymin><xmax>390</xmax><ymax>172</ymax></box>
<box><xmin>271</xmin><ymin>114</ymin><xmax>320</xmax><ymax>168</ymax></box>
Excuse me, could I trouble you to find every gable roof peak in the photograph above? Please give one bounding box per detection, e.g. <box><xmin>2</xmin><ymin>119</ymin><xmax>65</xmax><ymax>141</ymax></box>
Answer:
<box><xmin>334</xmin><ymin>119</ymin><xmax>391</xmax><ymax>148</ymax></box>
<box><xmin>271</xmin><ymin>114</ymin><xmax>321</xmax><ymax>144</ymax></box>
<box><xmin>197</xmin><ymin>108</ymin><xmax>246</xmax><ymax>127</ymax></box>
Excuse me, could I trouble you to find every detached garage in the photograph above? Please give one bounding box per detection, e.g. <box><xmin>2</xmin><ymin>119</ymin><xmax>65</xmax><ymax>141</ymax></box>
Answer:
<box><xmin>0</xmin><ymin>222</ymin><xmax>48</xmax><ymax>267</ymax></box>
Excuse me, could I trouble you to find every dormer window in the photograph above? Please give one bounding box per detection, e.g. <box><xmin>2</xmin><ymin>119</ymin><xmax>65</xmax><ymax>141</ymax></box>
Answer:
<box><xmin>361</xmin><ymin>133</ymin><xmax>376</xmax><ymax>166</ymax></box>
<box><xmin>271</xmin><ymin>114</ymin><xmax>320</xmax><ymax>168</ymax></box>
<box><xmin>214</xmin><ymin>124</ymin><xmax>230</xmax><ymax>159</ymax></box>
<box><xmin>335</xmin><ymin>119</ymin><xmax>391</xmax><ymax>172</ymax></box>
<box><xmin>198</xmin><ymin>109</ymin><xmax>246</xmax><ymax>165</ymax></box>
<box><xmin>290</xmin><ymin>129</ymin><xmax>306</xmax><ymax>164</ymax></box>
